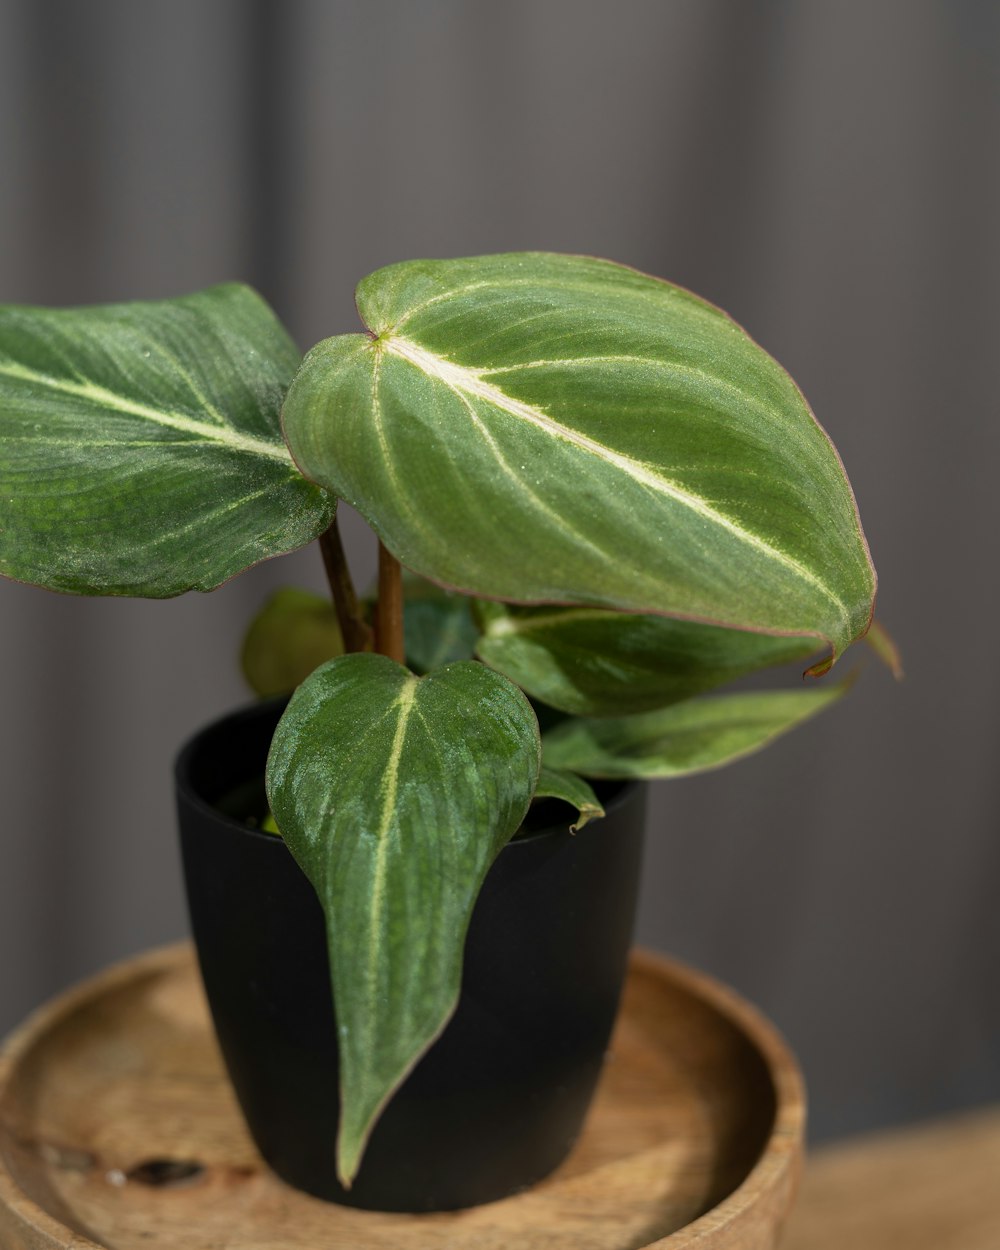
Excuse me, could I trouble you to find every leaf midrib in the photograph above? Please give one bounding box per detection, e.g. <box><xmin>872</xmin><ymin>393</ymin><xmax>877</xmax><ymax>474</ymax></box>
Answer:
<box><xmin>367</xmin><ymin>678</ymin><xmax>419</xmax><ymax>993</ymax></box>
<box><xmin>383</xmin><ymin>335</ymin><xmax>848</xmax><ymax>627</ymax></box>
<box><xmin>0</xmin><ymin>359</ymin><xmax>290</xmax><ymax>463</ymax></box>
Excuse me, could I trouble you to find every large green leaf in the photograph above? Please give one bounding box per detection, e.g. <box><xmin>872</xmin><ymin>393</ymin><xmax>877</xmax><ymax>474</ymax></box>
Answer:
<box><xmin>265</xmin><ymin>653</ymin><xmax>540</xmax><ymax>1185</ymax></box>
<box><xmin>542</xmin><ymin>684</ymin><xmax>846</xmax><ymax>779</ymax></box>
<box><xmin>476</xmin><ymin>600</ymin><xmax>819</xmax><ymax>716</ymax></box>
<box><xmin>0</xmin><ymin>284</ymin><xmax>333</xmax><ymax>595</ymax></box>
<box><xmin>282</xmin><ymin>252</ymin><xmax>875</xmax><ymax>665</ymax></box>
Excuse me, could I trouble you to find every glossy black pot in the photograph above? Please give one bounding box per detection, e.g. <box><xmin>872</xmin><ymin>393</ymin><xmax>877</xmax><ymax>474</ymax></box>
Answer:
<box><xmin>176</xmin><ymin>698</ymin><xmax>646</xmax><ymax>1212</ymax></box>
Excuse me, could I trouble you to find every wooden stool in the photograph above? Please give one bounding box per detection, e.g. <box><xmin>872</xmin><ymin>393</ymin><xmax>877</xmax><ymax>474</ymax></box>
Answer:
<box><xmin>0</xmin><ymin>945</ymin><xmax>804</xmax><ymax>1249</ymax></box>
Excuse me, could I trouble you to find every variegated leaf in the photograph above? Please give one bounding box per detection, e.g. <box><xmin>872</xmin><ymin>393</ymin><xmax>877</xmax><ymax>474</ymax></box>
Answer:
<box><xmin>476</xmin><ymin>600</ymin><xmax>819</xmax><ymax>716</ymax></box>
<box><xmin>0</xmin><ymin>284</ymin><xmax>333</xmax><ymax>595</ymax></box>
<box><xmin>282</xmin><ymin>252</ymin><xmax>875</xmax><ymax>666</ymax></box>
<box><xmin>542</xmin><ymin>685</ymin><xmax>847</xmax><ymax>779</ymax></box>
<box><xmin>265</xmin><ymin>654</ymin><xmax>540</xmax><ymax>1185</ymax></box>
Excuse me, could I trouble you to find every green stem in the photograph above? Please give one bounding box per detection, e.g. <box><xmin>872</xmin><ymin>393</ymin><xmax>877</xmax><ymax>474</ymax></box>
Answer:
<box><xmin>375</xmin><ymin>542</ymin><xmax>405</xmax><ymax>663</ymax></box>
<box><xmin>319</xmin><ymin>517</ymin><xmax>372</xmax><ymax>654</ymax></box>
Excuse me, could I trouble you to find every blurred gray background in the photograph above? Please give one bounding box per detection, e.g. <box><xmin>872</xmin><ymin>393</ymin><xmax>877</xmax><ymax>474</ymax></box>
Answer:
<box><xmin>0</xmin><ymin>0</ymin><xmax>996</xmax><ymax>1146</ymax></box>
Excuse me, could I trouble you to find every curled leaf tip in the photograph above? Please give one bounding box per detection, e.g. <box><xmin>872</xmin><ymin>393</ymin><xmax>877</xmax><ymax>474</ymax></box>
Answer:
<box><xmin>533</xmin><ymin>766</ymin><xmax>604</xmax><ymax>831</ymax></box>
<box><xmin>568</xmin><ymin>805</ymin><xmax>603</xmax><ymax>834</ymax></box>
<box><xmin>804</xmin><ymin>650</ymin><xmax>836</xmax><ymax>679</ymax></box>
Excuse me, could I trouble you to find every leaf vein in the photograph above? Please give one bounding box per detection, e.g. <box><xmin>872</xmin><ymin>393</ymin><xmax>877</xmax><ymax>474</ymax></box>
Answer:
<box><xmin>385</xmin><ymin>336</ymin><xmax>847</xmax><ymax>625</ymax></box>
<box><xmin>0</xmin><ymin>360</ymin><xmax>288</xmax><ymax>462</ymax></box>
<box><xmin>367</xmin><ymin>679</ymin><xmax>419</xmax><ymax>1002</ymax></box>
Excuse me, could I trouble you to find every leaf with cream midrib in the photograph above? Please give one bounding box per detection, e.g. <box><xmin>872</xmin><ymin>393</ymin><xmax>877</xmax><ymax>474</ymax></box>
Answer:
<box><xmin>384</xmin><ymin>333</ymin><xmax>840</xmax><ymax>614</ymax></box>
<box><xmin>282</xmin><ymin>252</ymin><xmax>876</xmax><ymax>665</ymax></box>
<box><xmin>0</xmin><ymin>284</ymin><xmax>333</xmax><ymax>596</ymax></box>
<box><xmin>265</xmin><ymin>654</ymin><xmax>540</xmax><ymax>1185</ymax></box>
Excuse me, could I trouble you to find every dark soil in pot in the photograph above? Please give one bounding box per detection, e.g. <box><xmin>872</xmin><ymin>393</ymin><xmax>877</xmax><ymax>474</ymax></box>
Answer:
<box><xmin>176</xmin><ymin>698</ymin><xmax>646</xmax><ymax>1213</ymax></box>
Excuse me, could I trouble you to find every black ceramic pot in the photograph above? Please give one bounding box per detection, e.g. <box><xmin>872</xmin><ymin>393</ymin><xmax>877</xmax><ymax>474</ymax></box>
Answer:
<box><xmin>176</xmin><ymin>698</ymin><xmax>646</xmax><ymax>1212</ymax></box>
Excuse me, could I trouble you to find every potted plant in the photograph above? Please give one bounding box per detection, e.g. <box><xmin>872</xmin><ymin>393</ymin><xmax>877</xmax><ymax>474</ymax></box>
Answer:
<box><xmin>0</xmin><ymin>252</ymin><xmax>886</xmax><ymax>1212</ymax></box>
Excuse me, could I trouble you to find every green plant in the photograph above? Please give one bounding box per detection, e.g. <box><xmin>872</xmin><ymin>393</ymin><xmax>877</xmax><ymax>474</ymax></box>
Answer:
<box><xmin>0</xmin><ymin>252</ymin><xmax>885</xmax><ymax>1185</ymax></box>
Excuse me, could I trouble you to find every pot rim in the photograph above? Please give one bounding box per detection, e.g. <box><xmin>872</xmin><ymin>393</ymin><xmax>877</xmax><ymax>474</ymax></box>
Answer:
<box><xmin>174</xmin><ymin>696</ymin><xmax>641</xmax><ymax>849</ymax></box>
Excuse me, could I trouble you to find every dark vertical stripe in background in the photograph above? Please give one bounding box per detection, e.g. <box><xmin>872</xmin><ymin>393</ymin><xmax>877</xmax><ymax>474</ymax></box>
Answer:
<box><xmin>244</xmin><ymin>0</ymin><xmax>292</xmax><ymax>317</ymax></box>
<box><xmin>22</xmin><ymin>0</ymin><xmax>107</xmax><ymax>299</ymax></box>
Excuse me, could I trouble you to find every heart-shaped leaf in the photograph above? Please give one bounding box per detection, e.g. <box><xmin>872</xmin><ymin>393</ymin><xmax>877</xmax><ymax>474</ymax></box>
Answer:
<box><xmin>282</xmin><ymin>252</ymin><xmax>875</xmax><ymax>665</ymax></box>
<box><xmin>534</xmin><ymin>766</ymin><xmax>604</xmax><ymax>830</ymax></box>
<box><xmin>476</xmin><ymin>601</ymin><xmax>819</xmax><ymax>717</ymax></box>
<box><xmin>265</xmin><ymin>653</ymin><xmax>540</xmax><ymax>1185</ymax></box>
<box><xmin>241</xmin><ymin>587</ymin><xmax>344</xmax><ymax>696</ymax></box>
<box><xmin>0</xmin><ymin>284</ymin><xmax>333</xmax><ymax>596</ymax></box>
<box><xmin>542</xmin><ymin>684</ymin><xmax>847</xmax><ymax>779</ymax></box>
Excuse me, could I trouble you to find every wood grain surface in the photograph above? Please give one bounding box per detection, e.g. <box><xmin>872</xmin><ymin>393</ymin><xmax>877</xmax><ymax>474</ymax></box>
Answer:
<box><xmin>0</xmin><ymin>944</ymin><xmax>804</xmax><ymax>1250</ymax></box>
<box><xmin>782</xmin><ymin>1105</ymin><xmax>1000</xmax><ymax>1250</ymax></box>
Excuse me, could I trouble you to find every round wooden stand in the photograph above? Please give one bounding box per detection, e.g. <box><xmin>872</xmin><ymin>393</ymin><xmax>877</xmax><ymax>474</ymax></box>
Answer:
<box><xmin>0</xmin><ymin>945</ymin><xmax>803</xmax><ymax>1249</ymax></box>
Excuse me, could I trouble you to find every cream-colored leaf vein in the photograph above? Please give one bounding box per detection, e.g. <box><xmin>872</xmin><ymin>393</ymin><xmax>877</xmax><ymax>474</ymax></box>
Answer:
<box><xmin>367</xmin><ymin>679</ymin><xmax>418</xmax><ymax>997</ymax></box>
<box><xmin>139</xmin><ymin>335</ymin><xmax>229</xmax><ymax>426</ymax></box>
<box><xmin>382</xmin><ymin>275</ymin><xmax>719</xmax><ymax>334</ymax></box>
<box><xmin>441</xmin><ymin>371</ymin><xmax>616</xmax><ymax>567</ymax></box>
<box><xmin>368</xmin><ymin>349</ymin><xmax>436</xmax><ymax>546</ymax></box>
<box><xmin>387</xmin><ymin>280</ymin><xmax>495</xmax><ymax>331</ymax></box>
<box><xmin>385</xmin><ymin>336</ymin><xmax>846</xmax><ymax>620</ymax></box>
<box><xmin>135</xmin><ymin>485</ymin><xmax>279</xmax><ymax>551</ymax></box>
<box><xmin>0</xmin><ymin>360</ymin><xmax>288</xmax><ymax>461</ymax></box>
<box><xmin>478</xmin><ymin>354</ymin><xmax>790</xmax><ymax>432</ymax></box>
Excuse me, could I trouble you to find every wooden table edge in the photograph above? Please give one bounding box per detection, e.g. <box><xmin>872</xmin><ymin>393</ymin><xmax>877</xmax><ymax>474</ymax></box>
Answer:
<box><xmin>0</xmin><ymin>943</ymin><xmax>806</xmax><ymax>1250</ymax></box>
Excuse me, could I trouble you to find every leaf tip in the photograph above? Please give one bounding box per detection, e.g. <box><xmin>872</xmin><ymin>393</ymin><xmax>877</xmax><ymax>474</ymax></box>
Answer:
<box><xmin>335</xmin><ymin>1106</ymin><xmax>372</xmax><ymax>1191</ymax></box>
<box><xmin>803</xmin><ymin>650</ymin><xmax>835</xmax><ymax>680</ymax></box>
<box><xmin>335</xmin><ymin>1148</ymin><xmax>358</xmax><ymax>1191</ymax></box>
<box><xmin>569</xmin><ymin>803</ymin><xmax>605</xmax><ymax>833</ymax></box>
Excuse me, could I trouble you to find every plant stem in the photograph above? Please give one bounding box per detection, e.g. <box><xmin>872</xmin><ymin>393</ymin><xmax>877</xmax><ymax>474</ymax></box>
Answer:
<box><xmin>319</xmin><ymin>516</ymin><xmax>373</xmax><ymax>654</ymax></box>
<box><xmin>375</xmin><ymin>541</ymin><xmax>406</xmax><ymax>663</ymax></box>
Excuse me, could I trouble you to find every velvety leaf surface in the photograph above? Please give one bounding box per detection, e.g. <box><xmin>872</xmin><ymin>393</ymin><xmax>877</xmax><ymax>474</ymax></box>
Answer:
<box><xmin>0</xmin><ymin>284</ymin><xmax>333</xmax><ymax>595</ymax></box>
<box><xmin>542</xmin><ymin>685</ymin><xmax>846</xmax><ymax>779</ymax></box>
<box><xmin>282</xmin><ymin>252</ymin><xmax>875</xmax><ymax>663</ymax></box>
<box><xmin>241</xmin><ymin>587</ymin><xmax>344</xmax><ymax>696</ymax></box>
<box><xmin>476</xmin><ymin>600</ymin><xmax>819</xmax><ymax>716</ymax></box>
<box><xmin>265</xmin><ymin>654</ymin><xmax>540</xmax><ymax>1185</ymax></box>
<box><xmin>534</xmin><ymin>765</ymin><xmax>604</xmax><ymax>830</ymax></box>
